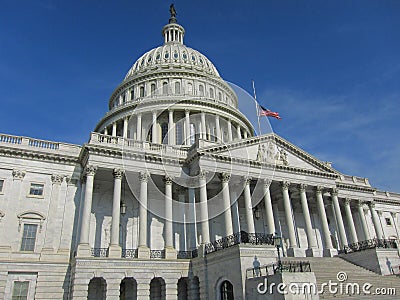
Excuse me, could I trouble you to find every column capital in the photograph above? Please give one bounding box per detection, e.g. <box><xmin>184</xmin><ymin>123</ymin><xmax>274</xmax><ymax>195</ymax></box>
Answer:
<box><xmin>390</xmin><ymin>211</ymin><xmax>397</xmax><ymax>218</ymax></box>
<box><xmin>299</xmin><ymin>183</ymin><xmax>307</xmax><ymax>192</ymax></box>
<box><xmin>357</xmin><ymin>199</ymin><xmax>365</xmax><ymax>207</ymax></box>
<box><xmin>139</xmin><ymin>171</ymin><xmax>150</xmax><ymax>183</ymax></box>
<box><xmin>243</xmin><ymin>176</ymin><xmax>252</xmax><ymax>185</ymax></box>
<box><xmin>51</xmin><ymin>174</ymin><xmax>63</xmax><ymax>185</ymax></box>
<box><xmin>315</xmin><ymin>185</ymin><xmax>324</xmax><ymax>194</ymax></box>
<box><xmin>199</xmin><ymin>170</ymin><xmax>208</xmax><ymax>180</ymax></box>
<box><xmin>331</xmin><ymin>188</ymin><xmax>339</xmax><ymax>196</ymax></box>
<box><xmin>185</xmin><ymin>108</ymin><xmax>190</xmax><ymax>114</ymax></box>
<box><xmin>344</xmin><ymin>198</ymin><xmax>352</xmax><ymax>206</ymax></box>
<box><xmin>164</xmin><ymin>175</ymin><xmax>173</xmax><ymax>185</ymax></box>
<box><xmin>113</xmin><ymin>168</ymin><xmax>125</xmax><ymax>179</ymax></box>
<box><xmin>84</xmin><ymin>165</ymin><xmax>97</xmax><ymax>177</ymax></box>
<box><xmin>152</xmin><ymin>110</ymin><xmax>157</xmax><ymax>117</ymax></box>
<box><xmin>281</xmin><ymin>181</ymin><xmax>290</xmax><ymax>190</ymax></box>
<box><xmin>369</xmin><ymin>201</ymin><xmax>376</xmax><ymax>209</ymax></box>
<box><xmin>65</xmin><ymin>176</ymin><xmax>74</xmax><ymax>186</ymax></box>
<box><xmin>219</xmin><ymin>172</ymin><xmax>231</xmax><ymax>183</ymax></box>
<box><xmin>12</xmin><ymin>169</ymin><xmax>25</xmax><ymax>180</ymax></box>
<box><xmin>263</xmin><ymin>179</ymin><xmax>272</xmax><ymax>188</ymax></box>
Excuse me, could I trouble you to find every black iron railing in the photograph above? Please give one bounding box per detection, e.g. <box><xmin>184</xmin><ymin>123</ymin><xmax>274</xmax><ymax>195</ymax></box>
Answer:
<box><xmin>177</xmin><ymin>249</ymin><xmax>198</xmax><ymax>259</ymax></box>
<box><xmin>150</xmin><ymin>249</ymin><xmax>166</xmax><ymax>259</ymax></box>
<box><xmin>246</xmin><ymin>261</ymin><xmax>312</xmax><ymax>279</ymax></box>
<box><xmin>338</xmin><ymin>238</ymin><xmax>398</xmax><ymax>254</ymax></box>
<box><xmin>91</xmin><ymin>248</ymin><xmax>109</xmax><ymax>257</ymax></box>
<box><xmin>121</xmin><ymin>248</ymin><xmax>138</xmax><ymax>259</ymax></box>
<box><xmin>204</xmin><ymin>231</ymin><xmax>274</xmax><ymax>255</ymax></box>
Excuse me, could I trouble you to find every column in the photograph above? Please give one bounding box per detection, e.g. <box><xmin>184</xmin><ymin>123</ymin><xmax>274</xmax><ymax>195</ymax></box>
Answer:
<box><xmin>227</xmin><ymin>119</ymin><xmax>233</xmax><ymax>142</ymax></box>
<box><xmin>369</xmin><ymin>202</ymin><xmax>383</xmax><ymax>239</ymax></box>
<box><xmin>236</xmin><ymin>124</ymin><xmax>242</xmax><ymax>140</ymax></box>
<box><xmin>331</xmin><ymin>188</ymin><xmax>348</xmax><ymax>247</ymax></box>
<box><xmin>164</xmin><ymin>175</ymin><xmax>176</xmax><ymax>259</ymax></box>
<box><xmin>201</xmin><ymin>112</ymin><xmax>206</xmax><ymax>140</ymax></box>
<box><xmin>315</xmin><ymin>186</ymin><xmax>334</xmax><ymax>253</ymax></box>
<box><xmin>188</xmin><ymin>186</ymin><xmax>197</xmax><ymax>249</ymax></box>
<box><xmin>243</xmin><ymin>177</ymin><xmax>255</xmax><ymax>234</ymax></box>
<box><xmin>123</xmin><ymin>117</ymin><xmax>128</xmax><ymax>139</ymax></box>
<box><xmin>219</xmin><ymin>173</ymin><xmax>233</xmax><ymax>236</ymax></box>
<box><xmin>344</xmin><ymin>198</ymin><xmax>358</xmax><ymax>244</ymax></box>
<box><xmin>299</xmin><ymin>184</ymin><xmax>317</xmax><ymax>251</ymax></box>
<box><xmin>199</xmin><ymin>171</ymin><xmax>210</xmax><ymax>244</ymax></box>
<box><xmin>185</xmin><ymin>109</ymin><xmax>190</xmax><ymax>145</ymax></box>
<box><xmin>109</xmin><ymin>169</ymin><xmax>124</xmax><ymax>257</ymax></box>
<box><xmin>357</xmin><ymin>200</ymin><xmax>370</xmax><ymax>240</ymax></box>
<box><xmin>244</xmin><ymin>131</ymin><xmax>248</xmax><ymax>138</ymax></box>
<box><xmin>215</xmin><ymin>115</ymin><xmax>221</xmax><ymax>142</ymax></box>
<box><xmin>104</xmin><ymin>127</ymin><xmax>108</xmax><ymax>135</ymax></box>
<box><xmin>77</xmin><ymin>165</ymin><xmax>97</xmax><ymax>256</ymax></box>
<box><xmin>231</xmin><ymin>191</ymin><xmax>240</xmax><ymax>234</ymax></box>
<box><xmin>112</xmin><ymin>122</ymin><xmax>117</xmax><ymax>137</ymax></box>
<box><xmin>377</xmin><ymin>210</ymin><xmax>385</xmax><ymax>238</ymax></box>
<box><xmin>168</xmin><ymin>109</ymin><xmax>175</xmax><ymax>145</ymax></box>
<box><xmin>391</xmin><ymin>212</ymin><xmax>400</xmax><ymax>241</ymax></box>
<box><xmin>263</xmin><ymin>179</ymin><xmax>275</xmax><ymax>235</ymax></box>
<box><xmin>138</xmin><ymin>171</ymin><xmax>150</xmax><ymax>258</ymax></box>
<box><xmin>281</xmin><ymin>181</ymin><xmax>297</xmax><ymax>250</ymax></box>
<box><xmin>136</xmin><ymin>113</ymin><xmax>142</xmax><ymax>141</ymax></box>
<box><xmin>152</xmin><ymin>111</ymin><xmax>157</xmax><ymax>143</ymax></box>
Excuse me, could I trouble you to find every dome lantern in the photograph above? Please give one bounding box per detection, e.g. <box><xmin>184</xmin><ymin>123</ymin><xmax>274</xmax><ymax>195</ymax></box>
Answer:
<box><xmin>162</xmin><ymin>4</ymin><xmax>185</xmax><ymax>44</ymax></box>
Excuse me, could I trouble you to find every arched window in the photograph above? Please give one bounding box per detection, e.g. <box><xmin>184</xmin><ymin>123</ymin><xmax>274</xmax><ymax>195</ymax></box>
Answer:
<box><xmin>187</xmin><ymin>82</ymin><xmax>193</xmax><ymax>95</ymax></box>
<box><xmin>140</xmin><ymin>86</ymin><xmax>145</xmax><ymax>97</ymax></box>
<box><xmin>220</xmin><ymin>280</ymin><xmax>234</xmax><ymax>300</ymax></box>
<box><xmin>163</xmin><ymin>82</ymin><xmax>168</xmax><ymax>95</ymax></box>
<box><xmin>88</xmin><ymin>277</ymin><xmax>107</xmax><ymax>300</ymax></box>
<box><xmin>199</xmin><ymin>85</ymin><xmax>204</xmax><ymax>96</ymax></box>
<box><xmin>209</xmin><ymin>88</ymin><xmax>214</xmax><ymax>98</ymax></box>
<box><xmin>176</xmin><ymin>123</ymin><xmax>183</xmax><ymax>145</ymax></box>
<box><xmin>151</xmin><ymin>83</ymin><xmax>156</xmax><ymax>95</ymax></box>
<box><xmin>150</xmin><ymin>277</ymin><xmax>165</xmax><ymax>300</ymax></box>
<box><xmin>177</xmin><ymin>278</ymin><xmax>188</xmax><ymax>300</ymax></box>
<box><xmin>161</xmin><ymin>123</ymin><xmax>168</xmax><ymax>144</ymax></box>
<box><xmin>175</xmin><ymin>82</ymin><xmax>181</xmax><ymax>94</ymax></box>
<box><xmin>120</xmin><ymin>278</ymin><xmax>137</xmax><ymax>300</ymax></box>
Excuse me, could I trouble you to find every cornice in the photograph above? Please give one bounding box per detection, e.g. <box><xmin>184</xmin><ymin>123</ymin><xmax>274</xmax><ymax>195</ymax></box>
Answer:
<box><xmin>336</xmin><ymin>183</ymin><xmax>376</xmax><ymax>193</ymax></box>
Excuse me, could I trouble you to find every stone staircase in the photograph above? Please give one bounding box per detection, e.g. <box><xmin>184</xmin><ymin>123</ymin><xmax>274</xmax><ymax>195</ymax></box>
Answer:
<box><xmin>283</xmin><ymin>257</ymin><xmax>400</xmax><ymax>299</ymax></box>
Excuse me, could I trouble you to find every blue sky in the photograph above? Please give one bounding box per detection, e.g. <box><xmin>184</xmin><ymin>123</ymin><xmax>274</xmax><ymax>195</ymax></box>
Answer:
<box><xmin>1</xmin><ymin>1</ymin><xmax>399</xmax><ymax>192</ymax></box>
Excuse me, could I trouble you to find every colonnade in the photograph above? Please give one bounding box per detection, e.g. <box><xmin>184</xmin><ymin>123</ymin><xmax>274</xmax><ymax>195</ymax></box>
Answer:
<box><xmin>76</xmin><ymin>165</ymin><xmax>389</xmax><ymax>258</ymax></box>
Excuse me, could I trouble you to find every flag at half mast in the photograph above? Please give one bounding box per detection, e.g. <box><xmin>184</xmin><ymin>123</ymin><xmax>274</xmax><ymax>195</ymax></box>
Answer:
<box><xmin>259</xmin><ymin>105</ymin><xmax>282</xmax><ymax>120</ymax></box>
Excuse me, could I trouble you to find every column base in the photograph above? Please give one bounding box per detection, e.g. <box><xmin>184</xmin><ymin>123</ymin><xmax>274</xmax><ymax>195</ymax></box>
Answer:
<box><xmin>137</xmin><ymin>246</ymin><xmax>150</xmax><ymax>259</ymax></box>
<box><xmin>306</xmin><ymin>248</ymin><xmax>323</xmax><ymax>257</ymax></box>
<box><xmin>286</xmin><ymin>247</ymin><xmax>306</xmax><ymax>257</ymax></box>
<box><xmin>164</xmin><ymin>247</ymin><xmax>177</xmax><ymax>259</ymax></box>
<box><xmin>76</xmin><ymin>244</ymin><xmax>92</xmax><ymax>258</ymax></box>
<box><xmin>108</xmin><ymin>244</ymin><xmax>122</xmax><ymax>258</ymax></box>
<box><xmin>323</xmin><ymin>248</ymin><xmax>338</xmax><ymax>257</ymax></box>
<box><xmin>197</xmin><ymin>244</ymin><xmax>206</xmax><ymax>258</ymax></box>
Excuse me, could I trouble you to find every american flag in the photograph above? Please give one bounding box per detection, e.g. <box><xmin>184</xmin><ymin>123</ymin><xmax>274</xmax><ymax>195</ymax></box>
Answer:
<box><xmin>259</xmin><ymin>105</ymin><xmax>282</xmax><ymax>120</ymax></box>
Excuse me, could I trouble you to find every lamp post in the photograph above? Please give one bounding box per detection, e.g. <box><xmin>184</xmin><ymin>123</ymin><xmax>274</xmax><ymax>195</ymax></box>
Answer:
<box><xmin>273</xmin><ymin>234</ymin><xmax>282</xmax><ymax>273</ymax></box>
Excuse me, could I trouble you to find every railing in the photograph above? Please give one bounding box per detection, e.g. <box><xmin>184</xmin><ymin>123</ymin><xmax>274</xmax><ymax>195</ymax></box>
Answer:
<box><xmin>121</xmin><ymin>248</ymin><xmax>138</xmax><ymax>259</ymax></box>
<box><xmin>91</xmin><ymin>248</ymin><xmax>109</xmax><ymax>257</ymax></box>
<box><xmin>246</xmin><ymin>261</ymin><xmax>312</xmax><ymax>279</ymax></box>
<box><xmin>150</xmin><ymin>249</ymin><xmax>165</xmax><ymax>259</ymax></box>
<box><xmin>177</xmin><ymin>249</ymin><xmax>199</xmax><ymax>259</ymax></box>
<box><xmin>204</xmin><ymin>231</ymin><xmax>274</xmax><ymax>255</ymax></box>
<box><xmin>0</xmin><ymin>134</ymin><xmax>22</xmax><ymax>144</ymax></box>
<box><xmin>338</xmin><ymin>238</ymin><xmax>398</xmax><ymax>254</ymax></box>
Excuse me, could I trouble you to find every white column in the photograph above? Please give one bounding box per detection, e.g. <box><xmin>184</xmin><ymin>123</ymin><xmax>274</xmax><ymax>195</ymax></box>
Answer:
<box><xmin>391</xmin><ymin>212</ymin><xmax>400</xmax><ymax>241</ymax></box>
<box><xmin>168</xmin><ymin>109</ymin><xmax>174</xmax><ymax>145</ymax></box>
<box><xmin>104</xmin><ymin>127</ymin><xmax>108</xmax><ymax>135</ymax></box>
<box><xmin>316</xmin><ymin>186</ymin><xmax>333</xmax><ymax>249</ymax></box>
<box><xmin>199</xmin><ymin>171</ymin><xmax>210</xmax><ymax>244</ymax></box>
<box><xmin>344</xmin><ymin>198</ymin><xmax>358</xmax><ymax>244</ymax></box>
<box><xmin>357</xmin><ymin>200</ymin><xmax>370</xmax><ymax>240</ymax></box>
<box><xmin>263</xmin><ymin>179</ymin><xmax>275</xmax><ymax>235</ymax></box>
<box><xmin>112</xmin><ymin>122</ymin><xmax>117</xmax><ymax>137</ymax></box>
<box><xmin>152</xmin><ymin>111</ymin><xmax>157</xmax><ymax>143</ymax></box>
<box><xmin>109</xmin><ymin>168</ymin><xmax>124</xmax><ymax>257</ymax></box>
<box><xmin>244</xmin><ymin>131</ymin><xmax>248</xmax><ymax>138</ymax></box>
<box><xmin>185</xmin><ymin>109</ymin><xmax>190</xmax><ymax>145</ymax></box>
<box><xmin>231</xmin><ymin>191</ymin><xmax>240</xmax><ymax>234</ymax></box>
<box><xmin>220</xmin><ymin>173</ymin><xmax>233</xmax><ymax>236</ymax></box>
<box><xmin>123</xmin><ymin>117</ymin><xmax>128</xmax><ymax>139</ymax></box>
<box><xmin>138</xmin><ymin>171</ymin><xmax>150</xmax><ymax>258</ymax></box>
<box><xmin>299</xmin><ymin>184</ymin><xmax>317</xmax><ymax>249</ymax></box>
<box><xmin>164</xmin><ymin>176</ymin><xmax>174</xmax><ymax>250</ymax></box>
<box><xmin>331</xmin><ymin>189</ymin><xmax>348</xmax><ymax>247</ymax></box>
<box><xmin>369</xmin><ymin>202</ymin><xmax>383</xmax><ymax>239</ymax></box>
<box><xmin>377</xmin><ymin>210</ymin><xmax>385</xmax><ymax>238</ymax></box>
<box><xmin>125</xmin><ymin>90</ymin><xmax>130</xmax><ymax>102</ymax></box>
<box><xmin>77</xmin><ymin>165</ymin><xmax>97</xmax><ymax>256</ymax></box>
<box><xmin>243</xmin><ymin>177</ymin><xmax>255</xmax><ymax>234</ymax></box>
<box><xmin>201</xmin><ymin>112</ymin><xmax>206</xmax><ymax>140</ymax></box>
<box><xmin>136</xmin><ymin>113</ymin><xmax>142</xmax><ymax>141</ymax></box>
<box><xmin>215</xmin><ymin>115</ymin><xmax>221</xmax><ymax>142</ymax></box>
<box><xmin>188</xmin><ymin>186</ymin><xmax>197</xmax><ymax>248</ymax></box>
<box><xmin>236</xmin><ymin>124</ymin><xmax>242</xmax><ymax>140</ymax></box>
<box><xmin>227</xmin><ymin>119</ymin><xmax>233</xmax><ymax>142</ymax></box>
<box><xmin>281</xmin><ymin>181</ymin><xmax>297</xmax><ymax>248</ymax></box>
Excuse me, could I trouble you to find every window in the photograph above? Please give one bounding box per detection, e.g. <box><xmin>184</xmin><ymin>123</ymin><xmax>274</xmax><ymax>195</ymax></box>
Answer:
<box><xmin>209</xmin><ymin>88</ymin><xmax>214</xmax><ymax>98</ymax></box>
<box><xmin>130</xmin><ymin>89</ymin><xmax>134</xmax><ymax>100</ymax></box>
<box><xmin>0</xmin><ymin>179</ymin><xmax>4</xmax><ymax>193</ymax></box>
<box><xmin>220</xmin><ymin>280</ymin><xmax>234</xmax><ymax>300</ymax></box>
<box><xmin>386</xmin><ymin>218</ymin><xmax>392</xmax><ymax>226</ymax></box>
<box><xmin>151</xmin><ymin>83</ymin><xmax>156</xmax><ymax>95</ymax></box>
<box><xmin>161</xmin><ymin>123</ymin><xmax>168</xmax><ymax>144</ymax></box>
<box><xmin>219</xmin><ymin>92</ymin><xmax>222</xmax><ymax>101</ymax></box>
<box><xmin>175</xmin><ymin>82</ymin><xmax>181</xmax><ymax>94</ymax></box>
<box><xmin>20</xmin><ymin>224</ymin><xmax>38</xmax><ymax>252</ymax></box>
<box><xmin>163</xmin><ymin>82</ymin><xmax>168</xmax><ymax>95</ymax></box>
<box><xmin>29</xmin><ymin>183</ymin><xmax>43</xmax><ymax>197</ymax></box>
<box><xmin>190</xmin><ymin>123</ymin><xmax>196</xmax><ymax>145</ymax></box>
<box><xmin>139</xmin><ymin>86</ymin><xmax>145</xmax><ymax>97</ymax></box>
<box><xmin>199</xmin><ymin>85</ymin><xmax>204</xmax><ymax>96</ymax></box>
<box><xmin>176</xmin><ymin>123</ymin><xmax>183</xmax><ymax>145</ymax></box>
<box><xmin>12</xmin><ymin>281</ymin><xmax>29</xmax><ymax>300</ymax></box>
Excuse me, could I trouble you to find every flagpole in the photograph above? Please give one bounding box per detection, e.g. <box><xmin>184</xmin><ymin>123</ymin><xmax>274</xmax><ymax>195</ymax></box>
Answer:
<box><xmin>252</xmin><ymin>80</ymin><xmax>262</xmax><ymax>136</ymax></box>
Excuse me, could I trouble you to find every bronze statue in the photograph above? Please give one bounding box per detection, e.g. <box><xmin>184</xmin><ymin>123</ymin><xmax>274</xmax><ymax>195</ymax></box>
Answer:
<box><xmin>170</xmin><ymin>4</ymin><xmax>177</xmax><ymax>18</ymax></box>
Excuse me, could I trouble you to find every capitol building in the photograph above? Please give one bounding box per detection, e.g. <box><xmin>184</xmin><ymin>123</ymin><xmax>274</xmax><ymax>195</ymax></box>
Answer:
<box><xmin>1</xmin><ymin>7</ymin><xmax>400</xmax><ymax>300</ymax></box>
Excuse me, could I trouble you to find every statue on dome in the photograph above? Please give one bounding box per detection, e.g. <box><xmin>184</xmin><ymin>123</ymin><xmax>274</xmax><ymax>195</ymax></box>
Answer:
<box><xmin>169</xmin><ymin>4</ymin><xmax>177</xmax><ymax>23</ymax></box>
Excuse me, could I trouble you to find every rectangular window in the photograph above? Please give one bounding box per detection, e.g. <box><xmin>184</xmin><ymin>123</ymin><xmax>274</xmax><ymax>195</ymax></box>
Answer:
<box><xmin>12</xmin><ymin>281</ymin><xmax>29</xmax><ymax>300</ymax></box>
<box><xmin>386</xmin><ymin>218</ymin><xmax>392</xmax><ymax>226</ymax></box>
<box><xmin>0</xmin><ymin>179</ymin><xmax>4</xmax><ymax>193</ymax></box>
<box><xmin>20</xmin><ymin>224</ymin><xmax>38</xmax><ymax>252</ymax></box>
<box><xmin>29</xmin><ymin>183</ymin><xmax>44</xmax><ymax>196</ymax></box>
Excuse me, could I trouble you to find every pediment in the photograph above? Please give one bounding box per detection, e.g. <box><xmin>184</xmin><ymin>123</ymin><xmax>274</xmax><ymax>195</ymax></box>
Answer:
<box><xmin>198</xmin><ymin>134</ymin><xmax>337</xmax><ymax>174</ymax></box>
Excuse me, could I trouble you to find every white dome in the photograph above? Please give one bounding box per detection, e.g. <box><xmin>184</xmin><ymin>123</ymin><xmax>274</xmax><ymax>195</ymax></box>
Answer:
<box><xmin>124</xmin><ymin>43</ymin><xmax>220</xmax><ymax>80</ymax></box>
